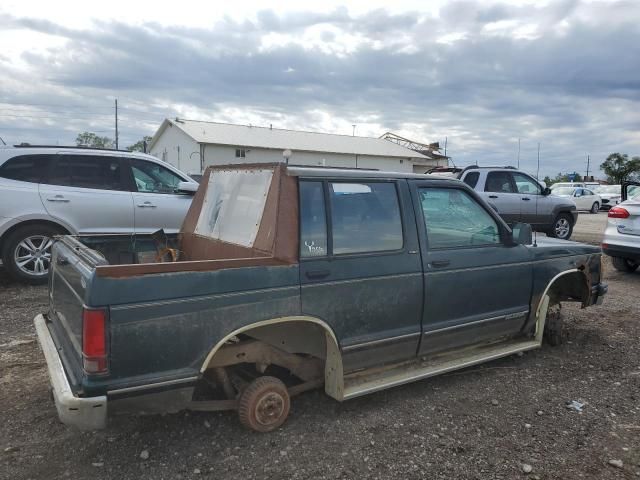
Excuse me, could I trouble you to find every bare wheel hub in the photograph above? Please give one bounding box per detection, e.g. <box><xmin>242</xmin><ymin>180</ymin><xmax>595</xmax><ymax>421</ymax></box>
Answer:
<box><xmin>254</xmin><ymin>392</ymin><xmax>285</xmax><ymax>426</ymax></box>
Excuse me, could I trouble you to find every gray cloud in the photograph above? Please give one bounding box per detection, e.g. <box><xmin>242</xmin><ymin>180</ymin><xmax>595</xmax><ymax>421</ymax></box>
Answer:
<box><xmin>0</xmin><ymin>2</ymin><xmax>639</xmax><ymax>176</ymax></box>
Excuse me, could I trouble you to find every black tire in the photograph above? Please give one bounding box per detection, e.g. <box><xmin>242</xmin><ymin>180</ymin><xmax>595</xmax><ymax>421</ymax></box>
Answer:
<box><xmin>590</xmin><ymin>202</ymin><xmax>599</xmax><ymax>214</ymax></box>
<box><xmin>1</xmin><ymin>224</ymin><xmax>61</xmax><ymax>284</ymax></box>
<box><xmin>611</xmin><ymin>257</ymin><xmax>639</xmax><ymax>273</ymax></box>
<box><xmin>544</xmin><ymin>304</ymin><xmax>563</xmax><ymax>346</ymax></box>
<box><xmin>238</xmin><ymin>376</ymin><xmax>290</xmax><ymax>433</ymax></box>
<box><xmin>548</xmin><ymin>213</ymin><xmax>574</xmax><ymax>240</ymax></box>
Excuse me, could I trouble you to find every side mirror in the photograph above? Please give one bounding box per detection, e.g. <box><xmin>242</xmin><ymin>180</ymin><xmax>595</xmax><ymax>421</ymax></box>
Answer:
<box><xmin>176</xmin><ymin>181</ymin><xmax>198</xmax><ymax>195</ymax></box>
<box><xmin>542</xmin><ymin>187</ymin><xmax>551</xmax><ymax>196</ymax></box>
<box><xmin>511</xmin><ymin>222</ymin><xmax>533</xmax><ymax>245</ymax></box>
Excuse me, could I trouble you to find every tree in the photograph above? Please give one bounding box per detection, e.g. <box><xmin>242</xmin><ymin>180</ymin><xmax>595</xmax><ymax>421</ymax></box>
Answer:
<box><xmin>75</xmin><ymin>132</ymin><xmax>114</xmax><ymax>149</ymax></box>
<box><xmin>127</xmin><ymin>136</ymin><xmax>153</xmax><ymax>153</ymax></box>
<box><xmin>600</xmin><ymin>153</ymin><xmax>640</xmax><ymax>184</ymax></box>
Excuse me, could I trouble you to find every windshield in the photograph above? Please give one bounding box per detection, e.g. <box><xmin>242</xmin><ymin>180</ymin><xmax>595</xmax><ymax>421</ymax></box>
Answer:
<box><xmin>553</xmin><ymin>187</ymin><xmax>576</xmax><ymax>196</ymax></box>
<box><xmin>595</xmin><ymin>185</ymin><xmax>620</xmax><ymax>194</ymax></box>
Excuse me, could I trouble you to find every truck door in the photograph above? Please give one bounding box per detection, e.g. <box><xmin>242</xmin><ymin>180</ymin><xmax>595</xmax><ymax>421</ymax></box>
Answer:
<box><xmin>298</xmin><ymin>178</ymin><xmax>423</xmax><ymax>373</ymax></box>
<box><xmin>482</xmin><ymin>170</ymin><xmax>521</xmax><ymax>224</ymax></box>
<box><xmin>410</xmin><ymin>181</ymin><xmax>533</xmax><ymax>356</ymax></box>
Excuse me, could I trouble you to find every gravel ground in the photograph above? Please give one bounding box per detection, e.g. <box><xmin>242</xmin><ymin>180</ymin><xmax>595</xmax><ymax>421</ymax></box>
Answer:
<box><xmin>1</xmin><ymin>215</ymin><xmax>638</xmax><ymax>480</ymax></box>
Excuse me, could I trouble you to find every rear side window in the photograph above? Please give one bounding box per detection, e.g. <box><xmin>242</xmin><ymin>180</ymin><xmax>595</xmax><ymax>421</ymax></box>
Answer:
<box><xmin>485</xmin><ymin>172</ymin><xmax>515</xmax><ymax>193</ymax></box>
<box><xmin>462</xmin><ymin>171</ymin><xmax>480</xmax><ymax>188</ymax></box>
<box><xmin>48</xmin><ymin>155</ymin><xmax>126</xmax><ymax>191</ymax></box>
<box><xmin>0</xmin><ymin>155</ymin><xmax>52</xmax><ymax>183</ymax></box>
<box><xmin>299</xmin><ymin>181</ymin><xmax>328</xmax><ymax>258</ymax></box>
<box><xmin>329</xmin><ymin>182</ymin><xmax>403</xmax><ymax>254</ymax></box>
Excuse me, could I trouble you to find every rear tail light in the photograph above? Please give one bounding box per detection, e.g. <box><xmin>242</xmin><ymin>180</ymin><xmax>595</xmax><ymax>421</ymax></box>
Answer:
<box><xmin>608</xmin><ymin>207</ymin><xmax>630</xmax><ymax>218</ymax></box>
<box><xmin>82</xmin><ymin>307</ymin><xmax>108</xmax><ymax>374</ymax></box>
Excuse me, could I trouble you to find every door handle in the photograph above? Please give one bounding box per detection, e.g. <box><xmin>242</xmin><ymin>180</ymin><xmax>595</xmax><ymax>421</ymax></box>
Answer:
<box><xmin>521</xmin><ymin>197</ymin><xmax>531</xmax><ymax>201</ymax></box>
<box><xmin>430</xmin><ymin>260</ymin><xmax>450</xmax><ymax>268</ymax></box>
<box><xmin>47</xmin><ymin>196</ymin><xmax>70</xmax><ymax>203</ymax></box>
<box><xmin>306</xmin><ymin>269</ymin><xmax>330</xmax><ymax>280</ymax></box>
<box><xmin>488</xmin><ymin>195</ymin><xmax>498</xmax><ymax>199</ymax></box>
<box><xmin>137</xmin><ymin>202</ymin><xmax>157</xmax><ymax>208</ymax></box>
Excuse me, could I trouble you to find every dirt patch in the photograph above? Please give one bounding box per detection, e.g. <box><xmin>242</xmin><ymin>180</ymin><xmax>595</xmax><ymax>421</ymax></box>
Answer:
<box><xmin>1</xmin><ymin>259</ymin><xmax>639</xmax><ymax>480</ymax></box>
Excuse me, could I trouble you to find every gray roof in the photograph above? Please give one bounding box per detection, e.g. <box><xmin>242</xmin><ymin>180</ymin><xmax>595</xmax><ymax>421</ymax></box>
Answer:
<box><xmin>151</xmin><ymin>118</ymin><xmax>429</xmax><ymax>160</ymax></box>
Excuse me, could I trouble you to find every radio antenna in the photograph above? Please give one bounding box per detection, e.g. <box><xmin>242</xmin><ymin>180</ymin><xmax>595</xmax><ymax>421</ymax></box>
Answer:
<box><xmin>534</xmin><ymin>142</ymin><xmax>541</xmax><ymax>247</ymax></box>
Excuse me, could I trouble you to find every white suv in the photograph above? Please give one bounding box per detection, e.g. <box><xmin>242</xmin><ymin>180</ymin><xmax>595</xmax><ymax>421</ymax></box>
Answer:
<box><xmin>0</xmin><ymin>146</ymin><xmax>198</xmax><ymax>283</ymax></box>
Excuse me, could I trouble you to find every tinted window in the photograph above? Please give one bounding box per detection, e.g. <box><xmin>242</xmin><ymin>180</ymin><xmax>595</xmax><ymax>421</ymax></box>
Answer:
<box><xmin>512</xmin><ymin>172</ymin><xmax>541</xmax><ymax>194</ymax></box>
<box><xmin>485</xmin><ymin>172</ymin><xmax>515</xmax><ymax>193</ymax></box>
<box><xmin>419</xmin><ymin>187</ymin><xmax>500</xmax><ymax>249</ymax></box>
<box><xmin>329</xmin><ymin>182</ymin><xmax>403</xmax><ymax>254</ymax></box>
<box><xmin>462</xmin><ymin>171</ymin><xmax>480</xmax><ymax>188</ymax></box>
<box><xmin>299</xmin><ymin>181</ymin><xmax>327</xmax><ymax>258</ymax></box>
<box><xmin>48</xmin><ymin>155</ymin><xmax>125</xmax><ymax>190</ymax></box>
<box><xmin>0</xmin><ymin>155</ymin><xmax>52</xmax><ymax>183</ymax></box>
<box><xmin>130</xmin><ymin>159</ymin><xmax>184</xmax><ymax>194</ymax></box>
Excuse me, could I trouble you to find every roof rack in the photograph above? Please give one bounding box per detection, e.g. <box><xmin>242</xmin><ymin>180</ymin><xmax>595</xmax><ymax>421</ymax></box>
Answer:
<box><xmin>12</xmin><ymin>144</ymin><xmax>133</xmax><ymax>153</ymax></box>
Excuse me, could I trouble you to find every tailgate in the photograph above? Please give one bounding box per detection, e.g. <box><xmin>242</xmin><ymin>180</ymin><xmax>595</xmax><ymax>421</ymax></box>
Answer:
<box><xmin>47</xmin><ymin>236</ymin><xmax>107</xmax><ymax>389</ymax></box>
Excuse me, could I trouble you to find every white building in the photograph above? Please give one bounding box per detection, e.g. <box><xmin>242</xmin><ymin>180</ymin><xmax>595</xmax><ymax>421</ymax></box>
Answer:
<box><xmin>149</xmin><ymin>118</ymin><xmax>446</xmax><ymax>175</ymax></box>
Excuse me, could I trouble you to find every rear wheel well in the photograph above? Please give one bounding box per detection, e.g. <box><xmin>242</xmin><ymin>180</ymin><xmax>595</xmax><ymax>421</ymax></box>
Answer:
<box><xmin>200</xmin><ymin>318</ymin><xmax>343</xmax><ymax>400</ymax></box>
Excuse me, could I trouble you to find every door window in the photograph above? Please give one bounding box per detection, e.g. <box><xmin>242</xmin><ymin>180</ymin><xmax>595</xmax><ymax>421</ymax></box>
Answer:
<box><xmin>329</xmin><ymin>182</ymin><xmax>403</xmax><ymax>254</ymax></box>
<box><xmin>419</xmin><ymin>187</ymin><xmax>501</xmax><ymax>249</ymax></box>
<box><xmin>512</xmin><ymin>172</ymin><xmax>541</xmax><ymax>194</ymax></box>
<box><xmin>485</xmin><ymin>172</ymin><xmax>515</xmax><ymax>193</ymax></box>
<box><xmin>0</xmin><ymin>154</ymin><xmax>52</xmax><ymax>183</ymax></box>
<box><xmin>299</xmin><ymin>181</ymin><xmax>328</xmax><ymax>258</ymax></box>
<box><xmin>48</xmin><ymin>155</ymin><xmax>126</xmax><ymax>190</ymax></box>
<box><xmin>130</xmin><ymin>159</ymin><xmax>184</xmax><ymax>194</ymax></box>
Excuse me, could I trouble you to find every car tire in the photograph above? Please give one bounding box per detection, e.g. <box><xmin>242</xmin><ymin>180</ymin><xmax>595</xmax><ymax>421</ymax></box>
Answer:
<box><xmin>548</xmin><ymin>213</ymin><xmax>574</xmax><ymax>240</ymax></box>
<box><xmin>238</xmin><ymin>376</ymin><xmax>290</xmax><ymax>433</ymax></box>
<box><xmin>611</xmin><ymin>257</ymin><xmax>639</xmax><ymax>273</ymax></box>
<box><xmin>590</xmin><ymin>202</ymin><xmax>599</xmax><ymax>214</ymax></box>
<box><xmin>1</xmin><ymin>224</ymin><xmax>61</xmax><ymax>285</ymax></box>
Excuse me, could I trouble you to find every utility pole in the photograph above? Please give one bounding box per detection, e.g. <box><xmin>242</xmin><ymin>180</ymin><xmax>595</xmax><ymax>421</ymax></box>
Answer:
<box><xmin>517</xmin><ymin>138</ymin><xmax>521</xmax><ymax>169</ymax></box>
<box><xmin>352</xmin><ymin>125</ymin><xmax>356</xmax><ymax>136</ymax></box>
<box><xmin>444</xmin><ymin>136</ymin><xmax>448</xmax><ymax>157</ymax></box>
<box><xmin>114</xmin><ymin>99</ymin><xmax>119</xmax><ymax>150</ymax></box>
<box><xmin>586</xmin><ymin>154</ymin><xmax>590</xmax><ymax>180</ymax></box>
<box><xmin>536</xmin><ymin>143</ymin><xmax>541</xmax><ymax>180</ymax></box>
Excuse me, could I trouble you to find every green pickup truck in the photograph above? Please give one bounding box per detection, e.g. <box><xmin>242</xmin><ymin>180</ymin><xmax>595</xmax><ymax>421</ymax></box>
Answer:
<box><xmin>35</xmin><ymin>163</ymin><xmax>607</xmax><ymax>432</ymax></box>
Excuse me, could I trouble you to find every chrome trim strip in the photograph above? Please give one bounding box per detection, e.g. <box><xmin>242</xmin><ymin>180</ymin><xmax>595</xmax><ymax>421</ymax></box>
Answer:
<box><xmin>303</xmin><ymin>272</ymin><xmax>422</xmax><ymax>288</ymax></box>
<box><xmin>422</xmin><ymin>311</ymin><xmax>529</xmax><ymax>336</ymax></box>
<box><xmin>110</xmin><ymin>285</ymin><xmax>299</xmax><ymax>311</ymax></box>
<box><xmin>107</xmin><ymin>376</ymin><xmax>200</xmax><ymax>395</ymax></box>
<box><xmin>342</xmin><ymin>332</ymin><xmax>421</xmax><ymax>352</ymax></box>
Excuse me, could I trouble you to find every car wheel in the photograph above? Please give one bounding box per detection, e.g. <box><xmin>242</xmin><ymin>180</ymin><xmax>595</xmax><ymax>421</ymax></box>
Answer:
<box><xmin>238</xmin><ymin>376</ymin><xmax>290</xmax><ymax>432</ymax></box>
<box><xmin>590</xmin><ymin>202</ymin><xmax>599</xmax><ymax>214</ymax></box>
<box><xmin>548</xmin><ymin>213</ymin><xmax>573</xmax><ymax>240</ymax></box>
<box><xmin>1</xmin><ymin>224</ymin><xmax>61</xmax><ymax>284</ymax></box>
<box><xmin>611</xmin><ymin>257</ymin><xmax>639</xmax><ymax>273</ymax></box>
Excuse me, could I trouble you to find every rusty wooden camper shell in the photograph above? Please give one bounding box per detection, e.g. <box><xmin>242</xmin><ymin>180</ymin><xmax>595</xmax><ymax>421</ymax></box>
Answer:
<box><xmin>95</xmin><ymin>163</ymin><xmax>299</xmax><ymax>278</ymax></box>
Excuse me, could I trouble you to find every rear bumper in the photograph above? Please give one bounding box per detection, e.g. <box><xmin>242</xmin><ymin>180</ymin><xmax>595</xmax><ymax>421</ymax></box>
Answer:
<box><xmin>34</xmin><ymin>314</ymin><xmax>107</xmax><ymax>430</ymax></box>
<box><xmin>602</xmin><ymin>244</ymin><xmax>640</xmax><ymax>262</ymax></box>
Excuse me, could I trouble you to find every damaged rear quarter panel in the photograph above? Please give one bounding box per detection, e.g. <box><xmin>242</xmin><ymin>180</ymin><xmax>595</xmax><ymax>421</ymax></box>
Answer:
<box><xmin>82</xmin><ymin>264</ymin><xmax>301</xmax><ymax>394</ymax></box>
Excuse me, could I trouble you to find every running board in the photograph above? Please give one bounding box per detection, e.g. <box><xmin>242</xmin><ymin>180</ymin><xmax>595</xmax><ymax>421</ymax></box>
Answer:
<box><xmin>342</xmin><ymin>339</ymin><xmax>540</xmax><ymax>400</ymax></box>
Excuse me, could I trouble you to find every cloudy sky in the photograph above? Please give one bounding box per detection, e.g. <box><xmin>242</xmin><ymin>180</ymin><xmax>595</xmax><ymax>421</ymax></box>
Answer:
<box><xmin>0</xmin><ymin>0</ymin><xmax>638</xmax><ymax>177</ymax></box>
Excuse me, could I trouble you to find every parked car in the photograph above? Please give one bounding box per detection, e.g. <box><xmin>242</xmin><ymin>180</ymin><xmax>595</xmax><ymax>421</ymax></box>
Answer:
<box><xmin>458</xmin><ymin>166</ymin><xmax>578</xmax><ymax>240</ymax></box>
<box><xmin>550</xmin><ymin>181</ymin><xmax>600</xmax><ymax>191</ymax></box>
<box><xmin>551</xmin><ymin>187</ymin><xmax>602</xmax><ymax>214</ymax></box>
<box><xmin>594</xmin><ymin>184</ymin><xmax>622</xmax><ymax>210</ymax></box>
<box><xmin>34</xmin><ymin>163</ymin><xmax>606</xmax><ymax>432</ymax></box>
<box><xmin>0</xmin><ymin>145</ymin><xmax>198</xmax><ymax>284</ymax></box>
<box><xmin>602</xmin><ymin>182</ymin><xmax>640</xmax><ymax>272</ymax></box>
